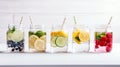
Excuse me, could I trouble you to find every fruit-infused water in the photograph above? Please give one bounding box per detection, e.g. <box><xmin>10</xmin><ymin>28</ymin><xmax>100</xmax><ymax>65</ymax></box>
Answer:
<box><xmin>95</xmin><ymin>25</ymin><xmax>112</xmax><ymax>52</ymax></box>
<box><xmin>51</xmin><ymin>25</ymin><xmax>68</xmax><ymax>53</ymax></box>
<box><xmin>72</xmin><ymin>25</ymin><xmax>90</xmax><ymax>53</ymax></box>
<box><xmin>7</xmin><ymin>24</ymin><xmax>24</xmax><ymax>52</ymax></box>
<box><xmin>29</xmin><ymin>25</ymin><xmax>46</xmax><ymax>52</ymax></box>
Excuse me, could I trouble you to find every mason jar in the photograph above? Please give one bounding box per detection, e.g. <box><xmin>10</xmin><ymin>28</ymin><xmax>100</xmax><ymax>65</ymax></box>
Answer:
<box><xmin>6</xmin><ymin>24</ymin><xmax>24</xmax><ymax>52</ymax></box>
<box><xmin>94</xmin><ymin>25</ymin><xmax>113</xmax><ymax>52</ymax></box>
<box><xmin>50</xmin><ymin>25</ymin><xmax>68</xmax><ymax>53</ymax></box>
<box><xmin>29</xmin><ymin>24</ymin><xmax>46</xmax><ymax>52</ymax></box>
<box><xmin>72</xmin><ymin>25</ymin><xmax>90</xmax><ymax>53</ymax></box>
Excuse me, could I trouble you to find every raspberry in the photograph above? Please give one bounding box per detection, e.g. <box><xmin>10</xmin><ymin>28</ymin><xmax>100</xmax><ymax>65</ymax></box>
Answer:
<box><xmin>101</xmin><ymin>36</ymin><xmax>107</xmax><ymax>41</ymax></box>
<box><xmin>106</xmin><ymin>38</ymin><xmax>112</xmax><ymax>43</ymax></box>
<box><xmin>106</xmin><ymin>46</ymin><xmax>112</xmax><ymax>52</ymax></box>
<box><xmin>95</xmin><ymin>40</ymin><xmax>100</xmax><ymax>45</ymax></box>
<box><xmin>95</xmin><ymin>45</ymin><xmax>99</xmax><ymax>48</ymax></box>
<box><xmin>106</xmin><ymin>43</ymin><xmax>112</xmax><ymax>47</ymax></box>
<box><xmin>99</xmin><ymin>41</ymin><xmax>106</xmax><ymax>46</ymax></box>
<box><xmin>106</xmin><ymin>33</ymin><xmax>112</xmax><ymax>38</ymax></box>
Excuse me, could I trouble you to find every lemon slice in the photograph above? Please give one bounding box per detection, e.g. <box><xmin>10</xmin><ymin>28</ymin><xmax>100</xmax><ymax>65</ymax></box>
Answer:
<box><xmin>79</xmin><ymin>30</ymin><xmax>90</xmax><ymax>42</ymax></box>
<box><xmin>40</xmin><ymin>35</ymin><xmax>46</xmax><ymax>43</ymax></box>
<box><xmin>51</xmin><ymin>30</ymin><xmax>68</xmax><ymax>37</ymax></box>
<box><xmin>72</xmin><ymin>29</ymin><xmax>81</xmax><ymax>44</ymax></box>
<box><xmin>58</xmin><ymin>30</ymin><xmax>68</xmax><ymax>37</ymax></box>
<box><xmin>29</xmin><ymin>35</ymin><xmax>39</xmax><ymax>48</ymax></box>
<box><xmin>34</xmin><ymin>39</ymin><xmax>46</xmax><ymax>51</ymax></box>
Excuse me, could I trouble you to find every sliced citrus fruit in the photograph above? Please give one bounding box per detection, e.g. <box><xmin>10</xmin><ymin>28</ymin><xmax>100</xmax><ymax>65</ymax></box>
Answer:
<box><xmin>58</xmin><ymin>30</ymin><xmax>68</xmax><ymax>37</ymax></box>
<box><xmin>34</xmin><ymin>39</ymin><xmax>46</xmax><ymax>51</ymax></box>
<box><xmin>51</xmin><ymin>30</ymin><xmax>68</xmax><ymax>37</ymax></box>
<box><xmin>29</xmin><ymin>35</ymin><xmax>39</xmax><ymax>48</ymax></box>
<box><xmin>51</xmin><ymin>36</ymin><xmax>57</xmax><ymax>47</ymax></box>
<box><xmin>72</xmin><ymin>29</ymin><xmax>81</xmax><ymax>44</ymax></box>
<box><xmin>55</xmin><ymin>37</ymin><xmax>68</xmax><ymax>47</ymax></box>
<box><xmin>40</xmin><ymin>35</ymin><xmax>46</xmax><ymax>43</ymax></box>
<box><xmin>79</xmin><ymin>29</ymin><xmax>90</xmax><ymax>42</ymax></box>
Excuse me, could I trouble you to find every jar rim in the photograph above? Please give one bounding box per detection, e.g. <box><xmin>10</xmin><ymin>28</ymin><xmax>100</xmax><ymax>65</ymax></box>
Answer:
<box><xmin>95</xmin><ymin>24</ymin><xmax>111</xmax><ymax>29</ymax></box>
<box><xmin>30</xmin><ymin>24</ymin><xmax>45</xmax><ymax>29</ymax></box>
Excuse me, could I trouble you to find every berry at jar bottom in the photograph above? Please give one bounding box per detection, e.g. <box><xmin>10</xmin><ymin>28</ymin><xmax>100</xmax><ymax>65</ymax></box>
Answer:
<box><xmin>95</xmin><ymin>32</ymin><xmax>112</xmax><ymax>52</ymax></box>
<box><xmin>7</xmin><ymin>40</ymin><xmax>24</xmax><ymax>52</ymax></box>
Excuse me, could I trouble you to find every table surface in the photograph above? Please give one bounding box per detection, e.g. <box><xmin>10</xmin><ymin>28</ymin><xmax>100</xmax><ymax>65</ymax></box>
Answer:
<box><xmin>0</xmin><ymin>43</ymin><xmax>120</xmax><ymax>65</ymax></box>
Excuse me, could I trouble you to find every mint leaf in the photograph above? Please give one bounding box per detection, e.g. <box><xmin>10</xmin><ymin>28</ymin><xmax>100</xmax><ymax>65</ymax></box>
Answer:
<box><xmin>101</xmin><ymin>32</ymin><xmax>106</xmax><ymax>36</ymax></box>
<box><xmin>35</xmin><ymin>31</ymin><xmax>43</xmax><ymax>37</ymax></box>
<box><xmin>11</xmin><ymin>26</ymin><xmax>15</xmax><ymax>33</ymax></box>
<box><xmin>29</xmin><ymin>31</ymin><xmax>34</xmax><ymax>36</ymax></box>
<box><xmin>75</xmin><ymin>36</ymin><xmax>80</xmax><ymax>41</ymax></box>
<box><xmin>8</xmin><ymin>26</ymin><xmax>15</xmax><ymax>33</ymax></box>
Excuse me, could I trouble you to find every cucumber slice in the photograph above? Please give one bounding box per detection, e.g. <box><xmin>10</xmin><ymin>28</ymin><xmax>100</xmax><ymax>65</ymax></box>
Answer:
<box><xmin>55</xmin><ymin>37</ymin><xmax>67</xmax><ymax>47</ymax></box>
<box><xmin>11</xmin><ymin>30</ymin><xmax>24</xmax><ymax>42</ymax></box>
<box><xmin>7</xmin><ymin>31</ymin><xmax>13</xmax><ymax>40</ymax></box>
<box><xmin>51</xmin><ymin>36</ymin><xmax>57</xmax><ymax>47</ymax></box>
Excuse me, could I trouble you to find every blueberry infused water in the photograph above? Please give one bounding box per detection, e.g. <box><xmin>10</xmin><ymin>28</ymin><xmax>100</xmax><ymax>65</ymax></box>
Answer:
<box><xmin>7</xmin><ymin>24</ymin><xmax>24</xmax><ymax>52</ymax></box>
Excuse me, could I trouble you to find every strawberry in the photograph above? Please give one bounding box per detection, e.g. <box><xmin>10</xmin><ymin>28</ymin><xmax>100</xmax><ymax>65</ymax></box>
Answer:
<box><xmin>99</xmin><ymin>41</ymin><xmax>106</xmax><ymax>46</ymax></box>
<box><xmin>106</xmin><ymin>46</ymin><xmax>112</xmax><ymax>52</ymax></box>
<box><xmin>106</xmin><ymin>32</ymin><xmax>112</xmax><ymax>38</ymax></box>
<box><xmin>101</xmin><ymin>36</ymin><xmax>107</xmax><ymax>41</ymax></box>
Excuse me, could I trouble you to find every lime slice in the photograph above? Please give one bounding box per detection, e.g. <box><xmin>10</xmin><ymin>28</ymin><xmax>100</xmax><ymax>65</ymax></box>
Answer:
<box><xmin>51</xmin><ymin>36</ymin><xmax>57</xmax><ymax>47</ymax></box>
<box><xmin>55</xmin><ymin>37</ymin><xmax>68</xmax><ymax>47</ymax></box>
<box><xmin>11</xmin><ymin>30</ymin><xmax>24</xmax><ymax>42</ymax></box>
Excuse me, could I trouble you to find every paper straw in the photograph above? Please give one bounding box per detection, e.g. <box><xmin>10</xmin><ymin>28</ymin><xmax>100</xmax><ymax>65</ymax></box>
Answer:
<box><xmin>61</xmin><ymin>17</ymin><xmax>66</xmax><ymax>30</ymax></box>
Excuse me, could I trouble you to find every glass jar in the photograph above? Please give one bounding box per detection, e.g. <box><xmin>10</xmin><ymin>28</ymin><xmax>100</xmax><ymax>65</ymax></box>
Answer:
<box><xmin>6</xmin><ymin>24</ymin><xmax>24</xmax><ymax>52</ymax></box>
<box><xmin>29</xmin><ymin>25</ymin><xmax>46</xmax><ymax>52</ymax></box>
<box><xmin>94</xmin><ymin>25</ymin><xmax>112</xmax><ymax>52</ymax></box>
<box><xmin>72</xmin><ymin>25</ymin><xmax>90</xmax><ymax>53</ymax></box>
<box><xmin>50</xmin><ymin>25</ymin><xmax>68</xmax><ymax>53</ymax></box>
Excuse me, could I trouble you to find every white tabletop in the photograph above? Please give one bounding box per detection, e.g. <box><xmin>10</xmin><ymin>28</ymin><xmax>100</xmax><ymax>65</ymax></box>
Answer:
<box><xmin>0</xmin><ymin>43</ymin><xmax>120</xmax><ymax>65</ymax></box>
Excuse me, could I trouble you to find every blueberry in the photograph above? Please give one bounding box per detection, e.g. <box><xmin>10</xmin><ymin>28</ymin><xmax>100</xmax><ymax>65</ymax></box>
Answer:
<box><xmin>19</xmin><ymin>49</ymin><xmax>22</xmax><ymax>52</ymax></box>
<box><xmin>8</xmin><ymin>44</ymin><xmax>11</xmax><ymax>47</ymax></box>
<box><xmin>19</xmin><ymin>47</ymin><xmax>23</xmax><ymax>52</ymax></box>
<box><xmin>7</xmin><ymin>40</ymin><xmax>15</xmax><ymax>47</ymax></box>
<box><xmin>15</xmin><ymin>48</ymin><xmax>19</xmax><ymax>50</ymax></box>
<box><xmin>11</xmin><ymin>49</ymin><xmax>14</xmax><ymax>52</ymax></box>
<box><xmin>7</xmin><ymin>40</ymin><xmax>12</xmax><ymax>44</ymax></box>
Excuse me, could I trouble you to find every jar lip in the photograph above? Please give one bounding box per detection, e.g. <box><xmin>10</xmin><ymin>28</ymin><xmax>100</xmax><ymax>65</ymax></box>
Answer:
<box><xmin>8</xmin><ymin>24</ymin><xmax>23</xmax><ymax>28</ymax></box>
<box><xmin>8</xmin><ymin>24</ymin><xmax>20</xmax><ymax>26</ymax></box>
<box><xmin>73</xmin><ymin>24</ymin><xmax>89</xmax><ymax>28</ymax></box>
<box><xmin>95</xmin><ymin>24</ymin><xmax>111</xmax><ymax>29</ymax></box>
<box><xmin>30</xmin><ymin>24</ymin><xmax>45</xmax><ymax>29</ymax></box>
